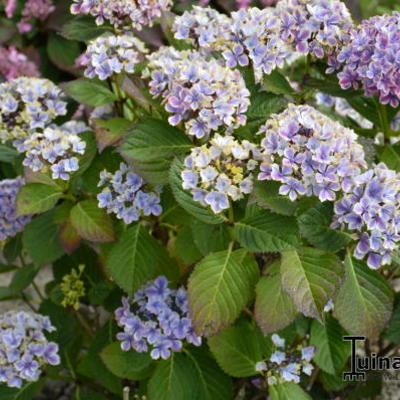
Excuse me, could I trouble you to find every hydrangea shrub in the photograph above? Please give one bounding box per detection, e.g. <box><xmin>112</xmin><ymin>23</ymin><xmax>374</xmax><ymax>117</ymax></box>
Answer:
<box><xmin>1</xmin><ymin>0</ymin><xmax>400</xmax><ymax>398</ymax></box>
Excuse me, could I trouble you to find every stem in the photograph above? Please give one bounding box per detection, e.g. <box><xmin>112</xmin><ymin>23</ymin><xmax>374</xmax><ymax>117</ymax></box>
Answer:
<box><xmin>378</xmin><ymin>101</ymin><xmax>391</xmax><ymax>138</ymax></box>
<box><xmin>45</xmin><ymin>372</ymin><xmax>75</xmax><ymax>383</ymax></box>
<box><xmin>123</xmin><ymin>387</ymin><xmax>130</xmax><ymax>400</ymax></box>
<box><xmin>74</xmin><ymin>310</ymin><xmax>95</xmax><ymax>338</ymax></box>
<box><xmin>306</xmin><ymin>366</ymin><xmax>320</xmax><ymax>391</ymax></box>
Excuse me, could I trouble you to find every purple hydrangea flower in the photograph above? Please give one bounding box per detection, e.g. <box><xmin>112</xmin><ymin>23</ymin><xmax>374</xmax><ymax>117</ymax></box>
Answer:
<box><xmin>0</xmin><ymin>178</ymin><xmax>31</xmax><ymax>241</ymax></box>
<box><xmin>332</xmin><ymin>163</ymin><xmax>400</xmax><ymax>269</ymax></box>
<box><xmin>115</xmin><ymin>276</ymin><xmax>202</xmax><ymax>360</ymax></box>
<box><xmin>97</xmin><ymin>163</ymin><xmax>162</xmax><ymax>224</ymax></box>
<box><xmin>182</xmin><ymin>134</ymin><xmax>260</xmax><ymax>214</ymax></box>
<box><xmin>258</xmin><ymin>104</ymin><xmax>367</xmax><ymax>203</ymax></box>
<box><xmin>331</xmin><ymin>12</ymin><xmax>400</xmax><ymax>107</ymax></box>
<box><xmin>0</xmin><ymin>311</ymin><xmax>60</xmax><ymax>388</ymax></box>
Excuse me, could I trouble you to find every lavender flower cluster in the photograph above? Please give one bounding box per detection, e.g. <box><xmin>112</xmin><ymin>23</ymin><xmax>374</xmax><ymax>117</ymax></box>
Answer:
<box><xmin>70</xmin><ymin>0</ymin><xmax>172</xmax><ymax>31</ymax></box>
<box><xmin>13</xmin><ymin>121</ymin><xmax>87</xmax><ymax>181</ymax></box>
<box><xmin>115</xmin><ymin>276</ymin><xmax>201</xmax><ymax>360</ymax></box>
<box><xmin>80</xmin><ymin>34</ymin><xmax>147</xmax><ymax>81</ymax></box>
<box><xmin>255</xmin><ymin>334</ymin><xmax>315</xmax><ymax>385</ymax></box>
<box><xmin>0</xmin><ymin>311</ymin><xmax>60</xmax><ymax>388</ymax></box>
<box><xmin>332</xmin><ymin>163</ymin><xmax>400</xmax><ymax>269</ymax></box>
<box><xmin>173</xmin><ymin>0</ymin><xmax>352</xmax><ymax>82</ymax></box>
<box><xmin>17</xmin><ymin>0</ymin><xmax>55</xmax><ymax>33</ymax></box>
<box><xmin>0</xmin><ymin>178</ymin><xmax>31</xmax><ymax>241</ymax></box>
<box><xmin>97</xmin><ymin>163</ymin><xmax>162</xmax><ymax>224</ymax></box>
<box><xmin>182</xmin><ymin>134</ymin><xmax>259</xmax><ymax>213</ymax></box>
<box><xmin>147</xmin><ymin>48</ymin><xmax>250</xmax><ymax>138</ymax></box>
<box><xmin>0</xmin><ymin>77</ymin><xmax>67</xmax><ymax>142</ymax></box>
<box><xmin>331</xmin><ymin>12</ymin><xmax>400</xmax><ymax>107</ymax></box>
<box><xmin>0</xmin><ymin>46</ymin><xmax>39</xmax><ymax>81</ymax></box>
<box><xmin>258</xmin><ymin>104</ymin><xmax>366</xmax><ymax>202</ymax></box>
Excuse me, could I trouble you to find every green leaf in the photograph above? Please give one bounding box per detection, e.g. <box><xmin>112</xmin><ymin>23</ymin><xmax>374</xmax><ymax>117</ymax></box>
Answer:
<box><xmin>379</xmin><ymin>143</ymin><xmax>400</xmax><ymax>171</ymax></box>
<box><xmin>9</xmin><ymin>264</ymin><xmax>38</xmax><ymax>293</ymax></box>
<box><xmin>175</xmin><ymin>226</ymin><xmax>202</xmax><ymax>265</ymax></box>
<box><xmin>0</xmin><ymin>382</ymin><xmax>43</xmax><ymax>400</ymax></box>
<box><xmin>47</xmin><ymin>33</ymin><xmax>81</xmax><ymax>68</ymax></box>
<box><xmin>23</xmin><ymin>210</ymin><xmax>64</xmax><ymax>264</ymax></box>
<box><xmin>310</xmin><ymin>315</ymin><xmax>350</xmax><ymax>375</ymax></box>
<box><xmin>191</xmin><ymin>220</ymin><xmax>231</xmax><ymax>256</ymax></box>
<box><xmin>16</xmin><ymin>183</ymin><xmax>62</xmax><ymax>215</ymax></box>
<box><xmin>188</xmin><ymin>247</ymin><xmax>259</xmax><ymax>336</ymax></box>
<box><xmin>255</xmin><ymin>273</ymin><xmax>298</xmax><ymax>335</ymax></box>
<box><xmin>208</xmin><ymin>321</ymin><xmax>269</xmax><ymax>377</ymax></box>
<box><xmin>62</xmin><ymin>15</ymin><xmax>112</xmax><ymax>41</ymax></box>
<box><xmin>0</xmin><ymin>145</ymin><xmax>18</xmax><ymax>163</ymax></box>
<box><xmin>94</xmin><ymin>117</ymin><xmax>131</xmax><ymax>152</ymax></box>
<box><xmin>298</xmin><ymin>203</ymin><xmax>352</xmax><ymax>252</ymax></box>
<box><xmin>263</xmin><ymin>70</ymin><xmax>295</xmax><ymax>95</ymax></box>
<box><xmin>335</xmin><ymin>254</ymin><xmax>393</xmax><ymax>339</ymax></box>
<box><xmin>254</xmin><ymin>180</ymin><xmax>298</xmax><ymax>216</ymax></box>
<box><xmin>269</xmin><ymin>382</ymin><xmax>311</xmax><ymax>400</ymax></box>
<box><xmin>185</xmin><ymin>348</ymin><xmax>233</xmax><ymax>400</ymax></box>
<box><xmin>281</xmin><ymin>248</ymin><xmax>343</xmax><ymax>322</ymax></box>
<box><xmin>169</xmin><ymin>157</ymin><xmax>226</xmax><ymax>225</ymax></box>
<box><xmin>65</xmin><ymin>79</ymin><xmax>117</xmax><ymax>107</ymax></box>
<box><xmin>384</xmin><ymin>297</ymin><xmax>400</xmax><ymax>343</ymax></box>
<box><xmin>3</xmin><ymin>234</ymin><xmax>22</xmax><ymax>263</ymax></box>
<box><xmin>70</xmin><ymin>200</ymin><xmax>115</xmax><ymax>243</ymax></box>
<box><xmin>120</xmin><ymin>118</ymin><xmax>192</xmax><ymax>162</ymax></box>
<box><xmin>235</xmin><ymin>210</ymin><xmax>300</xmax><ymax>252</ymax></box>
<box><xmin>106</xmin><ymin>224</ymin><xmax>174</xmax><ymax>295</ymax></box>
<box><xmin>100</xmin><ymin>342</ymin><xmax>154</xmax><ymax>380</ymax></box>
<box><xmin>147</xmin><ymin>353</ymin><xmax>198</xmax><ymax>400</ymax></box>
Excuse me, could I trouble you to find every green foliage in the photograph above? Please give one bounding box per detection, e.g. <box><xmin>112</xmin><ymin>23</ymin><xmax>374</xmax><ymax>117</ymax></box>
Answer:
<box><xmin>65</xmin><ymin>79</ymin><xmax>118</xmax><ymax>106</ymax></box>
<box><xmin>16</xmin><ymin>183</ymin><xmax>62</xmax><ymax>215</ymax></box>
<box><xmin>188</xmin><ymin>248</ymin><xmax>259</xmax><ymax>336</ymax></box>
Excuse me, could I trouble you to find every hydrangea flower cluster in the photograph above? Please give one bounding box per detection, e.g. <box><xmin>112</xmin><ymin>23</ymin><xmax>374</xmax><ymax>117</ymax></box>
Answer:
<box><xmin>331</xmin><ymin>12</ymin><xmax>400</xmax><ymax>107</ymax></box>
<box><xmin>255</xmin><ymin>334</ymin><xmax>315</xmax><ymax>385</ymax></box>
<box><xmin>315</xmin><ymin>92</ymin><xmax>373</xmax><ymax>129</ymax></box>
<box><xmin>0</xmin><ymin>311</ymin><xmax>60</xmax><ymax>388</ymax></box>
<box><xmin>70</xmin><ymin>0</ymin><xmax>172</xmax><ymax>31</ymax></box>
<box><xmin>173</xmin><ymin>1</ymin><xmax>352</xmax><ymax>82</ymax></box>
<box><xmin>332</xmin><ymin>163</ymin><xmax>400</xmax><ymax>269</ymax></box>
<box><xmin>17</xmin><ymin>0</ymin><xmax>55</xmax><ymax>33</ymax></box>
<box><xmin>80</xmin><ymin>34</ymin><xmax>148</xmax><ymax>81</ymax></box>
<box><xmin>13</xmin><ymin>121</ymin><xmax>87</xmax><ymax>181</ymax></box>
<box><xmin>258</xmin><ymin>104</ymin><xmax>366</xmax><ymax>202</ymax></box>
<box><xmin>115</xmin><ymin>276</ymin><xmax>201</xmax><ymax>360</ymax></box>
<box><xmin>182</xmin><ymin>134</ymin><xmax>259</xmax><ymax>213</ymax></box>
<box><xmin>147</xmin><ymin>48</ymin><xmax>250</xmax><ymax>138</ymax></box>
<box><xmin>0</xmin><ymin>77</ymin><xmax>67</xmax><ymax>142</ymax></box>
<box><xmin>97</xmin><ymin>163</ymin><xmax>162</xmax><ymax>224</ymax></box>
<box><xmin>0</xmin><ymin>178</ymin><xmax>31</xmax><ymax>241</ymax></box>
<box><xmin>0</xmin><ymin>46</ymin><xmax>39</xmax><ymax>81</ymax></box>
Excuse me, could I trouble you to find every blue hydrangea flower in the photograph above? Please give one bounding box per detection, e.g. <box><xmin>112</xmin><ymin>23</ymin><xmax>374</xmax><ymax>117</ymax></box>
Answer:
<box><xmin>147</xmin><ymin>48</ymin><xmax>250</xmax><ymax>138</ymax></box>
<box><xmin>71</xmin><ymin>0</ymin><xmax>172</xmax><ymax>30</ymax></box>
<box><xmin>331</xmin><ymin>12</ymin><xmax>400</xmax><ymax>107</ymax></box>
<box><xmin>0</xmin><ymin>77</ymin><xmax>67</xmax><ymax>142</ymax></box>
<box><xmin>258</xmin><ymin>104</ymin><xmax>366</xmax><ymax>203</ymax></box>
<box><xmin>13</xmin><ymin>121</ymin><xmax>87</xmax><ymax>181</ymax></box>
<box><xmin>255</xmin><ymin>334</ymin><xmax>315</xmax><ymax>386</ymax></box>
<box><xmin>115</xmin><ymin>276</ymin><xmax>202</xmax><ymax>360</ymax></box>
<box><xmin>97</xmin><ymin>163</ymin><xmax>162</xmax><ymax>224</ymax></box>
<box><xmin>0</xmin><ymin>178</ymin><xmax>31</xmax><ymax>241</ymax></box>
<box><xmin>80</xmin><ymin>34</ymin><xmax>148</xmax><ymax>81</ymax></box>
<box><xmin>0</xmin><ymin>311</ymin><xmax>60</xmax><ymax>388</ymax></box>
<box><xmin>182</xmin><ymin>134</ymin><xmax>260</xmax><ymax>214</ymax></box>
<box><xmin>332</xmin><ymin>163</ymin><xmax>400</xmax><ymax>269</ymax></box>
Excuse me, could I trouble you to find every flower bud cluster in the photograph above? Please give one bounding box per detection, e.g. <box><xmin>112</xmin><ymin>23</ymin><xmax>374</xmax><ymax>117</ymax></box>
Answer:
<box><xmin>330</xmin><ymin>12</ymin><xmax>400</xmax><ymax>107</ymax></box>
<box><xmin>0</xmin><ymin>77</ymin><xmax>67</xmax><ymax>142</ymax></box>
<box><xmin>97</xmin><ymin>163</ymin><xmax>162</xmax><ymax>224</ymax></box>
<box><xmin>14</xmin><ymin>121</ymin><xmax>87</xmax><ymax>181</ymax></box>
<box><xmin>60</xmin><ymin>265</ymin><xmax>86</xmax><ymax>310</ymax></box>
<box><xmin>81</xmin><ymin>34</ymin><xmax>148</xmax><ymax>81</ymax></box>
<box><xmin>332</xmin><ymin>163</ymin><xmax>400</xmax><ymax>269</ymax></box>
<box><xmin>115</xmin><ymin>276</ymin><xmax>201</xmax><ymax>360</ymax></box>
<box><xmin>147</xmin><ymin>48</ymin><xmax>250</xmax><ymax>138</ymax></box>
<box><xmin>182</xmin><ymin>134</ymin><xmax>260</xmax><ymax>213</ymax></box>
<box><xmin>0</xmin><ymin>178</ymin><xmax>31</xmax><ymax>241</ymax></box>
<box><xmin>70</xmin><ymin>0</ymin><xmax>172</xmax><ymax>31</ymax></box>
<box><xmin>258</xmin><ymin>104</ymin><xmax>366</xmax><ymax>202</ymax></box>
<box><xmin>0</xmin><ymin>311</ymin><xmax>60</xmax><ymax>388</ymax></box>
<box><xmin>255</xmin><ymin>334</ymin><xmax>315</xmax><ymax>385</ymax></box>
